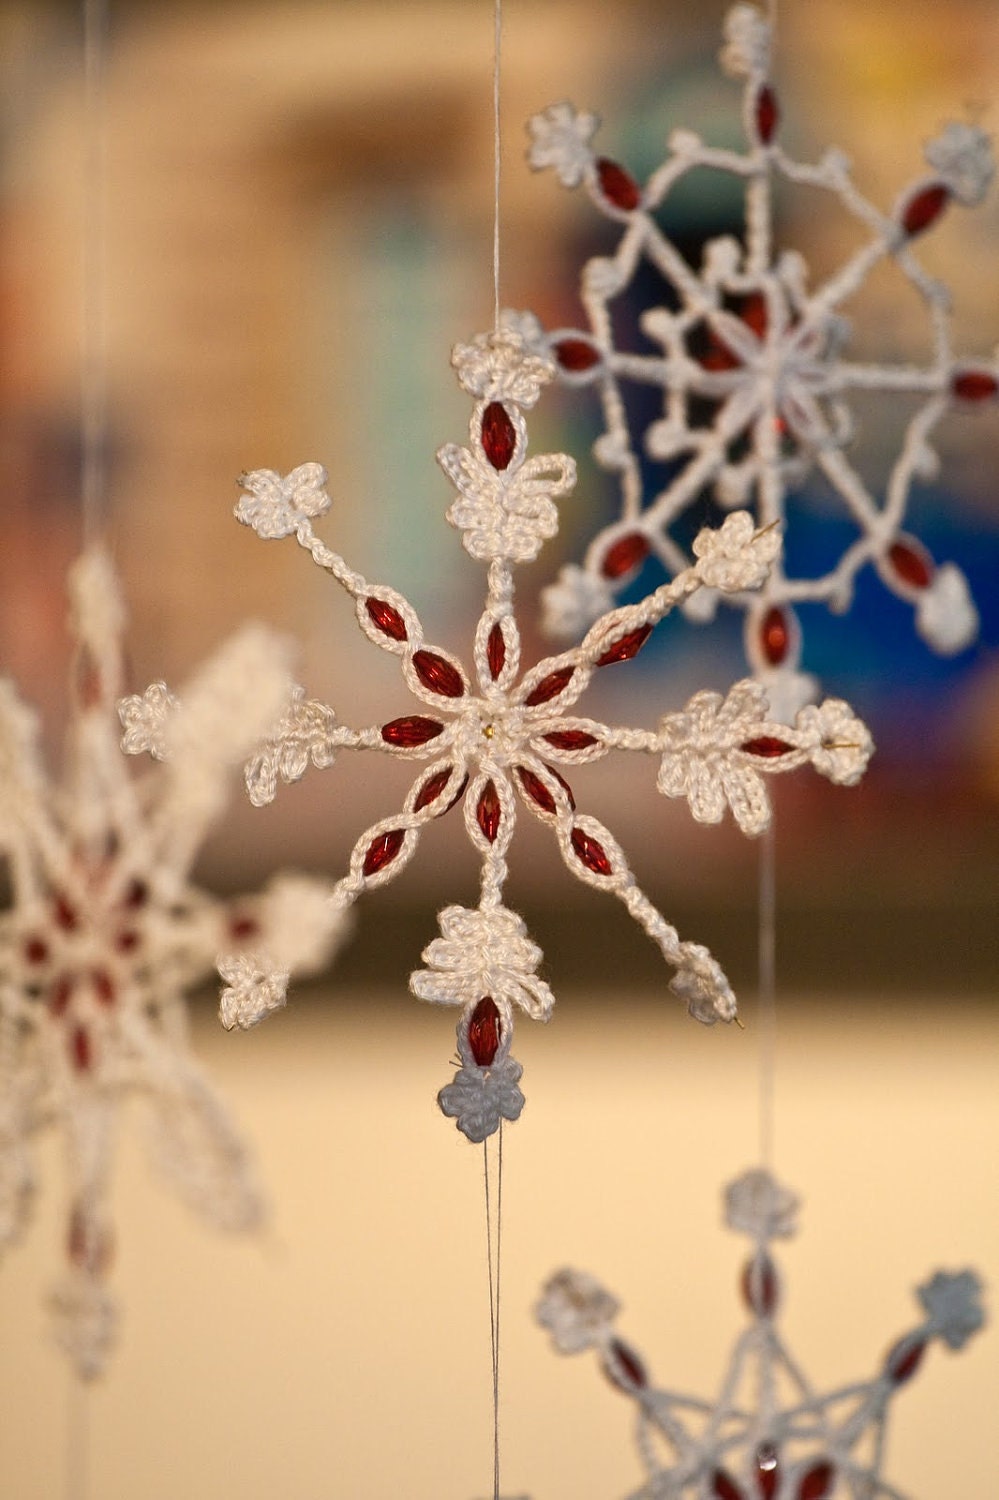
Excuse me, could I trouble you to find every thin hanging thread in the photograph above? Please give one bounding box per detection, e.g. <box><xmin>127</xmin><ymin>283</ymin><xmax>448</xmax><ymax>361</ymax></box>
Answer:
<box><xmin>492</xmin><ymin>0</ymin><xmax>502</xmax><ymax>332</ymax></box>
<box><xmin>483</xmin><ymin>1124</ymin><xmax>504</xmax><ymax>1500</ymax></box>
<box><xmin>65</xmin><ymin>1368</ymin><xmax>89</xmax><ymax>1500</ymax></box>
<box><xmin>757</xmin><ymin>804</ymin><xmax>777</xmax><ymax>1172</ymax></box>
<box><xmin>81</xmin><ymin>0</ymin><xmax>109</xmax><ymax>545</ymax></box>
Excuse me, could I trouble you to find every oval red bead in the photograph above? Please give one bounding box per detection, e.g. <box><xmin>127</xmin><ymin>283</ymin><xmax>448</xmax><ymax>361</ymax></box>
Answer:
<box><xmin>413</xmin><ymin>649</ymin><xmax>465</xmax><ymax>698</ymax></box>
<box><xmin>362</xmin><ymin>829</ymin><xmax>406</xmax><ymax>877</ymax></box>
<box><xmin>517</xmin><ymin>766</ymin><xmax>557</xmax><ymax>815</ymax></box>
<box><xmin>712</xmin><ymin>1472</ymin><xmax>746</xmax><ymax>1500</ymax></box>
<box><xmin>741</xmin><ymin>1252</ymin><xmax>779</xmax><ymax>1315</ymax></box>
<box><xmin>605</xmin><ymin>1337</ymin><xmax>647</xmax><ymax>1390</ymax></box>
<box><xmin>49</xmin><ymin>975</ymin><xmax>74</xmax><ymax>1017</ymax></box>
<box><xmin>888</xmin><ymin>538</ymin><xmax>934</xmax><ymax>589</ymax></box>
<box><xmin>365</xmin><ymin>597</ymin><xmax>408</xmax><ymax>642</ymax></box>
<box><xmin>115</xmin><ymin>928</ymin><xmax>140</xmax><ymax>953</ymax></box>
<box><xmin>229</xmin><ymin>914</ymin><xmax>261</xmax><ymax>942</ymax></box>
<box><xmin>886</xmin><ymin>1334</ymin><xmax>926</xmax><ymax>1384</ymax></box>
<box><xmin>901</xmin><ymin>182</ymin><xmax>949</xmax><ymax>237</ymax></box>
<box><xmin>487</xmin><ymin>622</ymin><xmax>507</xmax><ymax>680</ymax></box>
<box><xmin>596</xmin><ymin>157</ymin><xmax>641</xmax><ymax>211</ymax></box>
<box><xmin>951</xmin><ymin>368</ymin><xmax>999</xmax><ymax>402</ymax></box>
<box><xmin>92</xmin><ymin>970</ymin><xmax>115</xmax><ymax>1006</ymax></box>
<box><xmin>597</xmin><ymin>623</ymin><xmax>652</xmax><ymax>666</ymax></box>
<box><xmin>554</xmin><ymin>337</ymin><xmax>601</xmax><ymax>372</ymax></box>
<box><xmin>24</xmin><ymin>937</ymin><xmax>49</xmax><ymax>964</ymax></box>
<box><xmin>755</xmin><ymin>1442</ymin><xmax>780</xmax><ymax>1500</ymax></box>
<box><xmin>524</xmin><ymin>665</ymin><xmax>575</xmax><ymax>707</ymax></box>
<box><xmin>71</xmin><ymin>1025</ymin><xmax>93</xmax><ymax>1072</ymax></box>
<box><xmin>754</xmin><ymin>84</ymin><xmax>779</xmax><ymax>144</ymax></box>
<box><xmin>739</xmin><ymin>291</ymin><xmax>769</xmax><ymax>339</ymax></box>
<box><xmin>760</xmin><ymin>606</ymin><xmax>791</xmax><ymax>666</ymax></box>
<box><xmin>468</xmin><ymin>996</ymin><xmax>501</xmax><ymax>1067</ymax></box>
<box><xmin>741</xmin><ymin>736</ymin><xmax>793</xmax><ymax>759</ymax></box>
<box><xmin>481</xmin><ymin>401</ymin><xmax>516</xmax><ymax>470</ymax></box>
<box><xmin>53</xmin><ymin>894</ymin><xmax>78</xmax><ymax>932</ymax></box>
<box><xmin>414</xmin><ymin>767</ymin><xmax>454</xmax><ymax>811</ymax></box>
<box><xmin>797</xmin><ymin>1461</ymin><xmax>835</xmax><ymax>1500</ymax></box>
<box><xmin>601</xmin><ymin>532</ymin><xmax>650</xmax><ymax>580</ymax></box>
<box><xmin>543</xmin><ymin>729</ymin><xmax>599</xmax><ymax>752</ymax></box>
<box><xmin>381</xmin><ymin>715</ymin><xmax>444</xmax><ymax>748</ymax></box>
<box><xmin>571</xmin><ymin>826</ymin><xmax>613</xmax><ymax>876</ymax></box>
<box><xmin>476</xmin><ymin>780</ymin><xmax>502</xmax><ymax>844</ymax></box>
<box><xmin>123</xmin><ymin>877</ymin><xmax>149</xmax><ymax>909</ymax></box>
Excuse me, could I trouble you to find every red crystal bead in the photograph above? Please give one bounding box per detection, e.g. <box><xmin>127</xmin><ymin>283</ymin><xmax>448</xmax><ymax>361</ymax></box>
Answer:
<box><xmin>951</xmin><ymin>367</ymin><xmax>999</xmax><ymax>402</ymax></box>
<box><xmin>524</xmin><ymin>665</ymin><xmax>575</xmax><ymax>707</ymax></box>
<box><xmin>741</xmin><ymin>1252</ymin><xmax>779</xmax><ymax>1315</ymax></box>
<box><xmin>362</xmin><ymin>829</ymin><xmax>406</xmax><ymax>877</ymax></box>
<box><xmin>601</xmin><ymin>532</ymin><xmax>650</xmax><ymax>580</ymax></box>
<box><xmin>413</xmin><ymin>767</ymin><xmax>455</xmax><ymax>812</ymax></box>
<box><xmin>755</xmin><ymin>1442</ymin><xmax>780</xmax><ymax>1500</ymax></box>
<box><xmin>888</xmin><ymin>538</ymin><xmax>934</xmax><ymax>589</ymax></box>
<box><xmin>754</xmin><ymin>84</ymin><xmax>779</xmax><ymax>144</ymax></box>
<box><xmin>49</xmin><ymin>974</ymin><xmax>74</xmax><ymax>1017</ymax></box>
<box><xmin>797</xmin><ymin>1461</ymin><xmax>835</xmax><ymax>1500</ymax></box>
<box><xmin>596</xmin><ymin>623</ymin><xmax>652</xmax><ymax>666</ymax></box>
<box><xmin>381</xmin><ymin>715</ymin><xmax>444</xmax><ymax>748</ymax></box>
<box><xmin>68</xmin><ymin>1207</ymin><xmax>111</xmax><ymax>1273</ymax></box>
<box><xmin>115</xmin><ymin>929</ymin><xmax>140</xmax><ymax>953</ymax></box>
<box><xmin>741</xmin><ymin>736</ymin><xmax>793</xmax><ymax>759</ymax></box>
<box><xmin>554</xmin><ymin>337</ymin><xmax>601</xmax><ymax>372</ymax></box>
<box><xmin>571</xmin><ymin>826</ymin><xmax>613</xmax><ymax>876</ymax></box>
<box><xmin>229</xmin><ymin>914</ymin><xmax>261</xmax><ymax>942</ymax></box>
<box><xmin>901</xmin><ymin>182</ymin><xmax>949</xmax><ymax>237</ymax></box>
<box><xmin>739</xmin><ymin>291</ymin><xmax>768</xmax><ymax>338</ymax></box>
<box><xmin>712</xmin><ymin>1472</ymin><xmax>746</xmax><ymax>1500</ymax></box>
<box><xmin>468</xmin><ymin>996</ymin><xmax>501</xmax><ymax>1067</ymax></box>
<box><xmin>92</xmin><ymin>970</ymin><xmax>115</xmax><ymax>1006</ymax></box>
<box><xmin>365</xmin><ymin>597</ymin><xmax>408</xmax><ymax>642</ymax></box>
<box><xmin>596</xmin><ymin>157</ymin><xmax>641</xmax><ymax>211</ymax></box>
<box><xmin>487</xmin><ymin>622</ymin><xmax>506</xmax><ymax>680</ymax></box>
<box><xmin>885</xmin><ymin>1334</ymin><xmax>926</xmax><ymax>1384</ymax></box>
<box><xmin>76</xmin><ymin>648</ymin><xmax>102</xmax><ymax>709</ymax></box>
<box><xmin>481</xmin><ymin>401</ymin><xmax>516</xmax><ymax>470</ymax></box>
<box><xmin>605</xmin><ymin>1337</ymin><xmax>647</xmax><ymax>1391</ymax></box>
<box><xmin>476</xmin><ymin>781</ymin><xmax>502</xmax><ymax>844</ymax></box>
<box><xmin>413</xmin><ymin>649</ymin><xmax>465</xmax><ymax>699</ymax></box>
<box><xmin>517</xmin><ymin>766</ymin><xmax>557</xmax><ymax>815</ymax></box>
<box><xmin>543</xmin><ymin>729</ymin><xmax>599</xmax><ymax>752</ymax></box>
<box><xmin>24</xmin><ymin>937</ymin><xmax>49</xmax><ymax>964</ymax></box>
<box><xmin>760</xmin><ymin>606</ymin><xmax>791</xmax><ymax>666</ymax></box>
<box><xmin>53</xmin><ymin>894</ymin><xmax>78</xmax><ymax>932</ymax></box>
<box><xmin>122</xmin><ymin>877</ymin><xmax>149</xmax><ymax>909</ymax></box>
<box><xmin>71</xmin><ymin>1025</ymin><xmax>92</xmax><ymax>1072</ymax></box>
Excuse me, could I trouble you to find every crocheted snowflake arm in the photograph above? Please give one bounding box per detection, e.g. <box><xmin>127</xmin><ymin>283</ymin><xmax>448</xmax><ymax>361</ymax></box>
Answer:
<box><xmin>523</xmin><ymin>2</ymin><xmax>996</xmax><ymax>695</ymax></box>
<box><xmin>0</xmin><ymin>547</ymin><xmax>345</xmax><ymax>1378</ymax></box>
<box><xmin>537</xmin><ymin>1171</ymin><xmax>986</xmax><ymax>1500</ymax></box>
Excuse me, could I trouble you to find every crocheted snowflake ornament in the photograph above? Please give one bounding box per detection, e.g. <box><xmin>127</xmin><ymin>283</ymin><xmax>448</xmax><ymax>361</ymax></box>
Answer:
<box><xmin>232</xmin><ymin>329</ymin><xmax>871</xmax><ymax>1142</ymax></box>
<box><xmin>522</xmin><ymin>2</ymin><xmax>996</xmax><ymax>716</ymax></box>
<box><xmin>537</xmin><ymin>1169</ymin><xmax>985</xmax><ymax>1500</ymax></box>
<box><xmin>0</xmin><ymin>549</ymin><xmax>339</xmax><ymax>1377</ymax></box>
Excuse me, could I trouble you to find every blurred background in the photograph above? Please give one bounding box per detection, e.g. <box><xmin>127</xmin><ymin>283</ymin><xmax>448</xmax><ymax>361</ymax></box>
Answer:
<box><xmin>0</xmin><ymin>0</ymin><xmax>995</xmax><ymax>1496</ymax></box>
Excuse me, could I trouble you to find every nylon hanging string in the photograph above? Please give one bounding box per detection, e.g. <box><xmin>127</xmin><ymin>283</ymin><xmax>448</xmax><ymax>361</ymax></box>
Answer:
<box><xmin>483</xmin><ymin>1124</ymin><xmax>504</xmax><ymax>1500</ymax></box>
<box><xmin>758</xmin><ymin>805</ymin><xmax>777</xmax><ymax>1172</ymax></box>
<box><xmin>81</xmin><ymin>0</ymin><xmax>109</xmax><ymax>545</ymax></box>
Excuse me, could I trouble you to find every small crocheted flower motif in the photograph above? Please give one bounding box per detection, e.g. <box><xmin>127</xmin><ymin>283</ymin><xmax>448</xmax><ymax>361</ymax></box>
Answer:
<box><xmin>527</xmin><ymin>101</ymin><xmax>600</xmax><ymax>189</ymax></box>
<box><xmin>233</xmin><ymin>329</ymin><xmax>871</xmax><ymax>1136</ymax></box>
<box><xmin>234</xmin><ymin>462</ymin><xmax>330</xmax><ymax>540</ymax></box>
<box><xmin>918</xmin><ymin>1268</ymin><xmax>986</xmax><ymax>1350</ymax></box>
<box><xmin>923</xmin><ymin>121</ymin><xmax>994</xmax><ymax>207</ymax></box>
<box><xmin>437</xmin><ymin>997</ymin><xmax>526</xmax><ymax>1144</ymax></box>
<box><xmin>451</xmin><ymin>327</ymin><xmax>555</xmax><ymax>408</ymax></box>
<box><xmin>657</xmin><ymin>683</ymin><xmax>871</xmax><ymax>835</ymax></box>
<box><xmin>536</xmin><ymin>1267</ymin><xmax>620</xmax><ymax>1354</ymax></box>
<box><xmin>539</xmin><ymin>1173</ymin><xmax>985</xmax><ymax>1498</ymax></box>
<box><xmin>525</xmin><ymin>2</ymin><xmax>995</xmax><ymax>703</ymax></box>
<box><xmin>723</xmin><ymin>1166</ymin><xmax>799</xmax><ymax>1241</ymax></box>
<box><xmin>0</xmin><ymin>549</ymin><xmax>343</xmax><ymax>1378</ymax></box>
<box><xmin>243</xmin><ymin>686</ymin><xmax>338</xmax><ymax>808</ymax></box>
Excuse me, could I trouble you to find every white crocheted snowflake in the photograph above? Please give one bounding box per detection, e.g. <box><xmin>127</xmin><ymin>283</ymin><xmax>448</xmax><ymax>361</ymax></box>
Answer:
<box><xmin>0</xmin><ymin>549</ymin><xmax>340</xmax><ymax>1377</ymax></box>
<box><xmin>537</xmin><ymin>1169</ymin><xmax>985</xmax><ymax>1500</ymax></box>
<box><xmin>232</xmin><ymin>329</ymin><xmax>871</xmax><ymax>1142</ymax></box>
<box><xmin>522</xmin><ymin>2</ymin><xmax>996</xmax><ymax>715</ymax></box>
